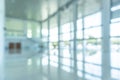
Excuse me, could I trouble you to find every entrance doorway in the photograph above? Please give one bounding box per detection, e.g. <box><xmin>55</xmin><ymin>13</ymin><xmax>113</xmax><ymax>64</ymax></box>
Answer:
<box><xmin>8</xmin><ymin>42</ymin><xmax>21</xmax><ymax>54</ymax></box>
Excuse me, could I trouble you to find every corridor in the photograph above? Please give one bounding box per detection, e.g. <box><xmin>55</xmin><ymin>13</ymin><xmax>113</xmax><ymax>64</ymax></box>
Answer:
<box><xmin>0</xmin><ymin>0</ymin><xmax>120</xmax><ymax>80</ymax></box>
<box><xmin>4</xmin><ymin>51</ymin><xmax>76</xmax><ymax>80</ymax></box>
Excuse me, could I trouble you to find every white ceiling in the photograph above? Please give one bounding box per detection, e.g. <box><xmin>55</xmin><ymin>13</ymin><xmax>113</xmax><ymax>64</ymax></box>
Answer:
<box><xmin>5</xmin><ymin>0</ymin><xmax>101</xmax><ymax>22</ymax></box>
<box><xmin>5</xmin><ymin>0</ymin><xmax>120</xmax><ymax>21</ymax></box>
<box><xmin>5</xmin><ymin>0</ymin><xmax>120</xmax><ymax>36</ymax></box>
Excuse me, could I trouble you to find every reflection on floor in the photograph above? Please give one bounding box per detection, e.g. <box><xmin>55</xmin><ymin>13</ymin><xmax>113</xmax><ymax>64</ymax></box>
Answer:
<box><xmin>4</xmin><ymin>53</ymin><xmax>75</xmax><ymax>80</ymax></box>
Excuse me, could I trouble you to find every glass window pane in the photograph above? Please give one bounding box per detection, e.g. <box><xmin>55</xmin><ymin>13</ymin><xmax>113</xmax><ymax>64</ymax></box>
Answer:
<box><xmin>50</xmin><ymin>55</ymin><xmax>58</xmax><ymax>62</ymax></box>
<box><xmin>77</xmin><ymin>30</ymin><xmax>83</xmax><ymax>39</ymax></box>
<box><xmin>111</xmin><ymin>69</ymin><xmax>120</xmax><ymax>80</ymax></box>
<box><xmin>77</xmin><ymin>71</ymin><xmax>83</xmax><ymax>77</ymax></box>
<box><xmin>61</xmin><ymin>23</ymin><xmax>71</xmax><ymax>33</ymax></box>
<box><xmin>50</xmin><ymin>61</ymin><xmax>58</xmax><ymax>67</ymax></box>
<box><xmin>84</xmin><ymin>27</ymin><xmax>101</xmax><ymax>39</ymax></box>
<box><xmin>77</xmin><ymin>19</ymin><xmax>82</xmax><ymax>30</ymax></box>
<box><xmin>111</xmin><ymin>38</ymin><xmax>120</xmax><ymax>68</ymax></box>
<box><xmin>110</xmin><ymin>22</ymin><xmax>120</xmax><ymax>37</ymax></box>
<box><xmin>60</xmin><ymin>33</ymin><xmax>70</xmax><ymax>41</ymax></box>
<box><xmin>84</xmin><ymin>12</ymin><xmax>101</xmax><ymax>28</ymax></box>
<box><xmin>70</xmin><ymin>22</ymin><xmax>74</xmax><ymax>32</ymax></box>
<box><xmin>42</xmin><ymin>29</ymin><xmax>48</xmax><ymax>37</ymax></box>
<box><xmin>85</xmin><ymin>39</ymin><xmax>101</xmax><ymax>64</ymax></box>
<box><xmin>77</xmin><ymin>40</ymin><xmax>83</xmax><ymax>61</ymax></box>
<box><xmin>85</xmin><ymin>63</ymin><xmax>101</xmax><ymax>76</ymax></box>
<box><xmin>70</xmin><ymin>32</ymin><xmax>74</xmax><ymax>40</ymax></box>
<box><xmin>61</xmin><ymin>66</ymin><xmax>71</xmax><ymax>72</ymax></box>
<box><xmin>77</xmin><ymin>61</ymin><xmax>83</xmax><ymax>70</ymax></box>
<box><xmin>62</xmin><ymin>49</ymin><xmax>71</xmax><ymax>58</ymax></box>
<box><xmin>85</xmin><ymin>74</ymin><xmax>101</xmax><ymax>80</ymax></box>
<box><xmin>62</xmin><ymin>58</ymin><xmax>71</xmax><ymax>66</ymax></box>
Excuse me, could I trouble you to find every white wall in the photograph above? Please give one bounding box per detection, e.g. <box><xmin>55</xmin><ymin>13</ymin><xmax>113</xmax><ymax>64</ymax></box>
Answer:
<box><xmin>0</xmin><ymin>0</ymin><xmax>5</xmax><ymax>79</ymax></box>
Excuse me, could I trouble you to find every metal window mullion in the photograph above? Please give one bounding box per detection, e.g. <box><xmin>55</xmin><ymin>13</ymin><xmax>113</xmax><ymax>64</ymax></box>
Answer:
<box><xmin>40</xmin><ymin>55</ymin><xmax>43</xmax><ymax>80</ymax></box>
<box><xmin>40</xmin><ymin>22</ymin><xmax>43</xmax><ymax>40</ymax></box>
<box><xmin>23</xmin><ymin>21</ymin><xmax>27</xmax><ymax>37</ymax></box>
<box><xmin>101</xmin><ymin>0</ymin><xmax>111</xmax><ymax>80</ymax></box>
<box><xmin>73</xmin><ymin>0</ymin><xmax>78</xmax><ymax>80</ymax></box>
<box><xmin>70</xmin><ymin>24</ymin><xmax>73</xmax><ymax>71</ymax></box>
<box><xmin>81</xmin><ymin>15</ymin><xmax>86</xmax><ymax>80</ymax></box>
<box><xmin>47</xmin><ymin>18</ymin><xmax>51</xmax><ymax>79</ymax></box>
<box><xmin>47</xmin><ymin>13</ymin><xmax>50</xmax><ymax>64</ymax></box>
<box><xmin>57</xmin><ymin>0</ymin><xmax>62</xmax><ymax>80</ymax></box>
<box><xmin>47</xmin><ymin>0</ymin><xmax>51</xmax><ymax>79</ymax></box>
<box><xmin>39</xmin><ymin>22</ymin><xmax>43</xmax><ymax>80</ymax></box>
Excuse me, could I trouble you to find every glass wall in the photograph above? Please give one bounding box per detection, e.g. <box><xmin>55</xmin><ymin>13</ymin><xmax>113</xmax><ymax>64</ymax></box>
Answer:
<box><xmin>84</xmin><ymin>12</ymin><xmax>102</xmax><ymax>80</ymax></box>
<box><xmin>41</xmin><ymin>0</ymin><xmax>102</xmax><ymax>79</ymax></box>
<box><xmin>41</xmin><ymin>0</ymin><xmax>120</xmax><ymax>80</ymax></box>
<box><xmin>59</xmin><ymin>4</ymin><xmax>74</xmax><ymax>73</ymax></box>
<box><xmin>76</xmin><ymin>12</ymin><xmax>102</xmax><ymax>80</ymax></box>
<box><xmin>111</xmin><ymin>3</ymin><xmax>120</xmax><ymax>80</ymax></box>
<box><xmin>44</xmin><ymin>12</ymin><xmax>102</xmax><ymax>79</ymax></box>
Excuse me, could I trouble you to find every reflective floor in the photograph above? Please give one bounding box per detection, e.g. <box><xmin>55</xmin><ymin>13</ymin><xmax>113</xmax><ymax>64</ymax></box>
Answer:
<box><xmin>4</xmin><ymin>44</ymin><xmax>120</xmax><ymax>80</ymax></box>
<box><xmin>4</xmin><ymin>52</ymin><xmax>75</xmax><ymax>80</ymax></box>
<box><xmin>5</xmin><ymin>55</ymin><xmax>44</xmax><ymax>80</ymax></box>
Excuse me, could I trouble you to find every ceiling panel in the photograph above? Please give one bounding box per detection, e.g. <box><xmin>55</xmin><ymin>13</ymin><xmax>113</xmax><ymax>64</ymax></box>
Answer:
<box><xmin>6</xmin><ymin>0</ymin><xmax>42</xmax><ymax>21</ymax></box>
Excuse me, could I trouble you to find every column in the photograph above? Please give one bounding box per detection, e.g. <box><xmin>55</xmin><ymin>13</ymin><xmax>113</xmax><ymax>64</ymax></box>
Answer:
<box><xmin>40</xmin><ymin>55</ymin><xmax>43</xmax><ymax>80</ymax></box>
<box><xmin>47</xmin><ymin>18</ymin><xmax>50</xmax><ymax>79</ymax></box>
<box><xmin>0</xmin><ymin>0</ymin><xmax>5</xmax><ymax>80</ymax></box>
<box><xmin>73</xmin><ymin>0</ymin><xmax>78</xmax><ymax>80</ymax></box>
<box><xmin>101</xmin><ymin>0</ymin><xmax>111</xmax><ymax>80</ymax></box>
<box><xmin>24</xmin><ymin>21</ymin><xmax>27</xmax><ymax>37</ymax></box>
<box><xmin>40</xmin><ymin>22</ymin><xmax>43</xmax><ymax>80</ymax></box>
